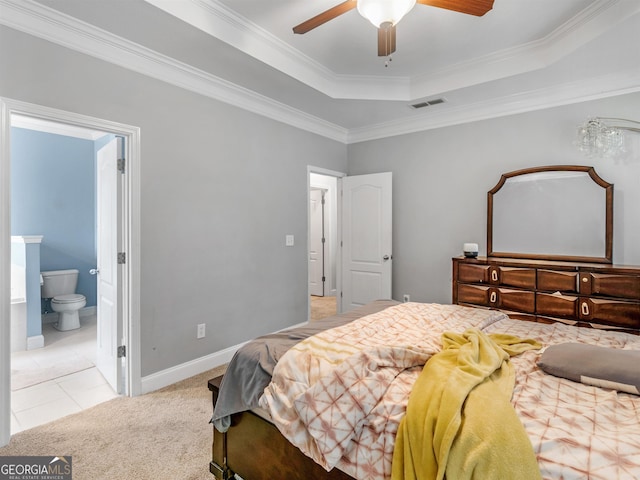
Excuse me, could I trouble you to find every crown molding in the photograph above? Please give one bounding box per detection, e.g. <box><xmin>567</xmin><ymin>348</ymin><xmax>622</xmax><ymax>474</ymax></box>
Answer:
<box><xmin>0</xmin><ymin>0</ymin><xmax>638</xmax><ymax>145</ymax></box>
<box><xmin>147</xmin><ymin>0</ymin><xmax>640</xmax><ymax>102</ymax></box>
<box><xmin>348</xmin><ymin>68</ymin><xmax>640</xmax><ymax>144</ymax></box>
<box><xmin>409</xmin><ymin>0</ymin><xmax>640</xmax><ymax>99</ymax></box>
<box><xmin>145</xmin><ymin>0</ymin><xmax>411</xmax><ymax>101</ymax></box>
<box><xmin>0</xmin><ymin>0</ymin><xmax>349</xmax><ymax>143</ymax></box>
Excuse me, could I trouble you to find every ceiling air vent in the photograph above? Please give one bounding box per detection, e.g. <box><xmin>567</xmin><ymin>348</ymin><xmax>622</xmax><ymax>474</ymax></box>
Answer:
<box><xmin>410</xmin><ymin>98</ymin><xmax>446</xmax><ymax>109</ymax></box>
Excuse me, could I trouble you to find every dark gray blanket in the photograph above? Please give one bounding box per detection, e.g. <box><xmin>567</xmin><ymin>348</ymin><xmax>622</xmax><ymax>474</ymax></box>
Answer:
<box><xmin>211</xmin><ymin>299</ymin><xmax>399</xmax><ymax>432</ymax></box>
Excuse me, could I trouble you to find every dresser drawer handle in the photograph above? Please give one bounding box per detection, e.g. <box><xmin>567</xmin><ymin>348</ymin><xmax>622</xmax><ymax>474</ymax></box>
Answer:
<box><xmin>490</xmin><ymin>291</ymin><xmax>497</xmax><ymax>303</ymax></box>
<box><xmin>491</xmin><ymin>270</ymin><xmax>498</xmax><ymax>282</ymax></box>
<box><xmin>582</xmin><ymin>276</ymin><xmax>588</xmax><ymax>283</ymax></box>
<box><xmin>581</xmin><ymin>301</ymin><xmax>589</xmax><ymax>316</ymax></box>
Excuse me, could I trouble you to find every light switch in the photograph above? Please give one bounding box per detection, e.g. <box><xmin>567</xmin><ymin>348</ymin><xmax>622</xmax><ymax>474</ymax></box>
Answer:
<box><xmin>285</xmin><ymin>234</ymin><xmax>294</xmax><ymax>246</ymax></box>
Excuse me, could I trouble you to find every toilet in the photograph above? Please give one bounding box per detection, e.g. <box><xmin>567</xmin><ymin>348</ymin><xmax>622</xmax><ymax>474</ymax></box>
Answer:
<box><xmin>41</xmin><ymin>269</ymin><xmax>86</xmax><ymax>331</ymax></box>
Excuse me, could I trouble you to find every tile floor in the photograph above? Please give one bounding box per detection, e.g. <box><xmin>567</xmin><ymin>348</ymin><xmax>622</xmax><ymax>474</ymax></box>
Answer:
<box><xmin>10</xmin><ymin>315</ymin><xmax>118</xmax><ymax>434</ymax></box>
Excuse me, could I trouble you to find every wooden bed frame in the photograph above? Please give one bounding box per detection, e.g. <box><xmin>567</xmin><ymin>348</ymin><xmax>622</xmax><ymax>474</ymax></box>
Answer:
<box><xmin>208</xmin><ymin>376</ymin><xmax>354</xmax><ymax>480</ymax></box>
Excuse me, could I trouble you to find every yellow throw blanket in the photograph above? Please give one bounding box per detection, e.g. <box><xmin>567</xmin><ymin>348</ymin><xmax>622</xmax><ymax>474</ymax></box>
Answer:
<box><xmin>391</xmin><ymin>328</ymin><xmax>542</xmax><ymax>480</ymax></box>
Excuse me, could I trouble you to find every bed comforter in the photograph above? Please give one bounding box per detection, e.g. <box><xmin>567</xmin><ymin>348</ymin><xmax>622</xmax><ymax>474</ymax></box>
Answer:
<box><xmin>211</xmin><ymin>300</ymin><xmax>400</xmax><ymax>432</ymax></box>
<box><xmin>259</xmin><ymin>302</ymin><xmax>508</xmax><ymax>478</ymax></box>
<box><xmin>259</xmin><ymin>302</ymin><xmax>640</xmax><ymax>480</ymax></box>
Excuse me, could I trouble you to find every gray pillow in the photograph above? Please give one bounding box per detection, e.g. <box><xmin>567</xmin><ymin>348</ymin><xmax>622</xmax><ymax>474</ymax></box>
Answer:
<box><xmin>538</xmin><ymin>343</ymin><xmax>640</xmax><ymax>395</ymax></box>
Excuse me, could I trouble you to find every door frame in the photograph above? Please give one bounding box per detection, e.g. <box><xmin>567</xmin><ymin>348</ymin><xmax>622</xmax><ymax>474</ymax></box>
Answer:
<box><xmin>307</xmin><ymin>166</ymin><xmax>345</xmax><ymax>317</ymax></box>
<box><xmin>0</xmin><ymin>98</ymin><xmax>141</xmax><ymax>446</ymax></box>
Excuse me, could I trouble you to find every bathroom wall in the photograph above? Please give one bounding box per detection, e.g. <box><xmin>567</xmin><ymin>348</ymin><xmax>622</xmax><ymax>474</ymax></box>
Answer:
<box><xmin>10</xmin><ymin>127</ymin><xmax>100</xmax><ymax>308</ymax></box>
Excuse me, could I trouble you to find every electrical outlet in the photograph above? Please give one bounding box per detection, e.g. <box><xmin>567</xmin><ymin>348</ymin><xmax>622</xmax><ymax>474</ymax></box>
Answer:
<box><xmin>403</xmin><ymin>294</ymin><xmax>410</xmax><ymax>303</ymax></box>
<box><xmin>197</xmin><ymin>323</ymin><xmax>206</xmax><ymax>339</ymax></box>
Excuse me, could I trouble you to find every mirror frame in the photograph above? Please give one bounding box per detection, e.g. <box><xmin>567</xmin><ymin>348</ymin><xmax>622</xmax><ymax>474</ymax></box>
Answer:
<box><xmin>487</xmin><ymin>165</ymin><xmax>613</xmax><ymax>263</ymax></box>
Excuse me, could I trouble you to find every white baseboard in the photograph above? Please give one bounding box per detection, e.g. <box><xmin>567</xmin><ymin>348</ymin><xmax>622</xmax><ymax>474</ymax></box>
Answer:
<box><xmin>140</xmin><ymin>342</ymin><xmax>246</xmax><ymax>394</ymax></box>
<box><xmin>80</xmin><ymin>306</ymin><xmax>97</xmax><ymax>317</ymax></box>
<box><xmin>139</xmin><ymin>321</ymin><xmax>309</xmax><ymax>394</ymax></box>
<box><xmin>27</xmin><ymin>335</ymin><xmax>44</xmax><ymax>350</ymax></box>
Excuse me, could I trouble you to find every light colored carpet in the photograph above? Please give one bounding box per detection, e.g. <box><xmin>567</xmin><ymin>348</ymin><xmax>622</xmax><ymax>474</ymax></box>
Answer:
<box><xmin>310</xmin><ymin>295</ymin><xmax>337</xmax><ymax>321</ymax></box>
<box><xmin>0</xmin><ymin>364</ymin><xmax>227</xmax><ymax>479</ymax></box>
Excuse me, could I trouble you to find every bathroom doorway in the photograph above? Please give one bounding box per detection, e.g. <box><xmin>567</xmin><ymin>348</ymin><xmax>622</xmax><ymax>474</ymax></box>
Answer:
<box><xmin>10</xmin><ymin>117</ymin><xmax>114</xmax><ymax>432</ymax></box>
<box><xmin>0</xmin><ymin>98</ymin><xmax>141</xmax><ymax>444</ymax></box>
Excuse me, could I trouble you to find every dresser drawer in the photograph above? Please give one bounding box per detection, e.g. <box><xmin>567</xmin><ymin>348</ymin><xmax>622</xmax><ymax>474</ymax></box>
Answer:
<box><xmin>537</xmin><ymin>269</ymin><xmax>578</xmax><ymax>293</ymax></box>
<box><xmin>457</xmin><ymin>284</ymin><xmax>491</xmax><ymax>306</ymax></box>
<box><xmin>536</xmin><ymin>292</ymin><xmax>578</xmax><ymax>318</ymax></box>
<box><xmin>496</xmin><ymin>267</ymin><xmax>536</xmax><ymax>289</ymax></box>
<box><xmin>457</xmin><ymin>284</ymin><xmax>535</xmax><ymax>313</ymax></box>
<box><xmin>457</xmin><ymin>263</ymin><xmax>491</xmax><ymax>284</ymax></box>
<box><xmin>579</xmin><ymin>272</ymin><xmax>640</xmax><ymax>300</ymax></box>
<box><xmin>496</xmin><ymin>288</ymin><xmax>535</xmax><ymax>313</ymax></box>
<box><xmin>578</xmin><ymin>298</ymin><xmax>640</xmax><ymax>329</ymax></box>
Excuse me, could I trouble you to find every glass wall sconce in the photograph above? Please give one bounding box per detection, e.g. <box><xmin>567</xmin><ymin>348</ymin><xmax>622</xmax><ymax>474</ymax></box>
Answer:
<box><xmin>576</xmin><ymin>117</ymin><xmax>640</xmax><ymax>158</ymax></box>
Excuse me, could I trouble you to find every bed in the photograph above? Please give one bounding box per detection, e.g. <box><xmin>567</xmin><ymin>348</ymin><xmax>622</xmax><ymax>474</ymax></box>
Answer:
<box><xmin>209</xmin><ymin>298</ymin><xmax>640</xmax><ymax>480</ymax></box>
<box><xmin>207</xmin><ymin>166</ymin><xmax>640</xmax><ymax>479</ymax></box>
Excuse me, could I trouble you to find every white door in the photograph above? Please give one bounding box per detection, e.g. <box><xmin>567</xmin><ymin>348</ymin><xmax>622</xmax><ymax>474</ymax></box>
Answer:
<box><xmin>341</xmin><ymin>172</ymin><xmax>392</xmax><ymax>312</ymax></box>
<box><xmin>95</xmin><ymin>137</ymin><xmax>123</xmax><ymax>393</ymax></box>
<box><xmin>309</xmin><ymin>189</ymin><xmax>325</xmax><ymax>296</ymax></box>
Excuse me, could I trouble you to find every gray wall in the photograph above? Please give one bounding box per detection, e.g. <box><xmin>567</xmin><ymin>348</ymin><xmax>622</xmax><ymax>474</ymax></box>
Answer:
<box><xmin>348</xmin><ymin>92</ymin><xmax>640</xmax><ymax>304</ymax></box>
<box><xmin>3</xmin><ymin>23</ymin><xmax>640</xmax><ymax>378</ymax></box>
<box><xmin>0</xmin><ymin>26</ymin><xmax>347</xmax><ymax>376</ymax></box>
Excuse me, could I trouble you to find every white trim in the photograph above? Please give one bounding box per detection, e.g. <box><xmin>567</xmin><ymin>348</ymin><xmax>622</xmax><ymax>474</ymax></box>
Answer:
<box><xmin>307</xmin><ymin>166</ymin><xmax>347</xmax><ymax>179</ymax></box>
<box><xmin>26</xmin><ymin>334</ymin><xmax>44</xmax><ymax>350</ymax></box>
<box><xmin>348</xmin><ymin>68</ymin><xmax>640</xmax><ymax>144</ymax></box>
<box><xmin>1</xmin><ymin>0</ymin><xmax>638</xmax><ymax>145</ymax></box>
<box><xmin>0</xmin><ymin>97</ymin><xmax>10</xmax><ymax>445</ymax></box>
<box><xmin>146</xmin><ymin>0</ymin><xmax>640</xmax><ymax>102</ymax></box>
<box><xmin>11</xmin><ymin>115</ymin><xmax>106</xmax><ymax>141</ymax></box>
<box><xmin>409</xmin><ymin>0</ymin><xmax>640</xmax><ymax>100</ymax></box>
<box><xmin>0</xmin><ymin>0</ymin><xmax>348</xmax><ymax>144</ymax></box>
<box><xmin>80</xmin><ymin>305</ymin><xmax>97</xmax><ymax>318</ymax></box>
<box><xmin>140</xmin><ymin>318</ymin><xmax>311</xmax><ymax>393</ymax></box>
<box><xmin>10</xmin><ymin>235</ymin><xmax>43</xmax><ymax>244</ymax></box>
<box><xmin>144</xmin><ymin>0</ymin><xmax>410</xmax><ymax>101</ymax></box>
<box><xmin>0</xmin><ymin>97</ymin><xmax>142</xmax><ymax>446</ymax></box>
<box><xmin>140</xmin><ymin>343</ymin><xmax>242</xmax><ymax>394</ymax></box>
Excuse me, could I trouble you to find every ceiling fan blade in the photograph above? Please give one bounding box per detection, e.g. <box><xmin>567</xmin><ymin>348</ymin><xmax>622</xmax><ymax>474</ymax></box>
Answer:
<box><xmin>416</xmin><ymin>0</ymin><xmax>494</xmax><ymax>16</ymax></box>
<box><xmin>378</xmin><ymin>23</ymin><xmax>396</xmax><ymax>57</ymax></box>
<box><xmin>293</xmin><ymin>1</ymin><xmax>357</xmax><ymax>34</ymax></box>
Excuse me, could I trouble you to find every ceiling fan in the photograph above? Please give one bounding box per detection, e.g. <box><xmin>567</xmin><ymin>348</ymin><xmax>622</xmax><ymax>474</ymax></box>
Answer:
<box><xmin>293</xmin><ymin>0</ymin><xmax>495</xmax><ymax>57</ymax></box>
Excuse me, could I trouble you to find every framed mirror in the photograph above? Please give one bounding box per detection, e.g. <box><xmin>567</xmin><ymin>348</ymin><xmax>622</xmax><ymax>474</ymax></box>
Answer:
<box><xmin>488</xmin><ymin>165</ymin><xmax>613</xmax><ymax>263</ymax></box>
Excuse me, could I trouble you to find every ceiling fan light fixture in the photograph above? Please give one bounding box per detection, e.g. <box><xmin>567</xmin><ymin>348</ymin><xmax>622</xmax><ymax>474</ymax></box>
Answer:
<box><xmin>357</xmin><ymin>0</ymin><xmax>416</xmax><ymax>28</ymax></box>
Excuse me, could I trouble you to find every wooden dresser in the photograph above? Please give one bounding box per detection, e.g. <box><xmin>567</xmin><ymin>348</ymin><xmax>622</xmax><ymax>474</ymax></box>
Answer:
<box><xmin>452</xmin><ymin>256</ymin><xmax>640</xmax><ymax>331</ymax></box>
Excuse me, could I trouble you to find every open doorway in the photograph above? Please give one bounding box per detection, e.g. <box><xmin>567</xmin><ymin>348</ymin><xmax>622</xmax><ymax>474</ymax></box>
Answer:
<box><xmin>308</xmin><ymin>169</ymin><xmax>394</xmax><ymax>321</ymax></box>
<box><xmin>308</xmin><ymin>169</ymin><xmax>342</xmax><ymax>321</ymax></box>
<box><xmin>0</xmin><ymin>98</ymin><xmax>141</xmax><ymax>446</ymax></box>
<box><xmin>9</xmin><ymin>117</ymin><xmax>117</xmax><ymax>433</ymax></box>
